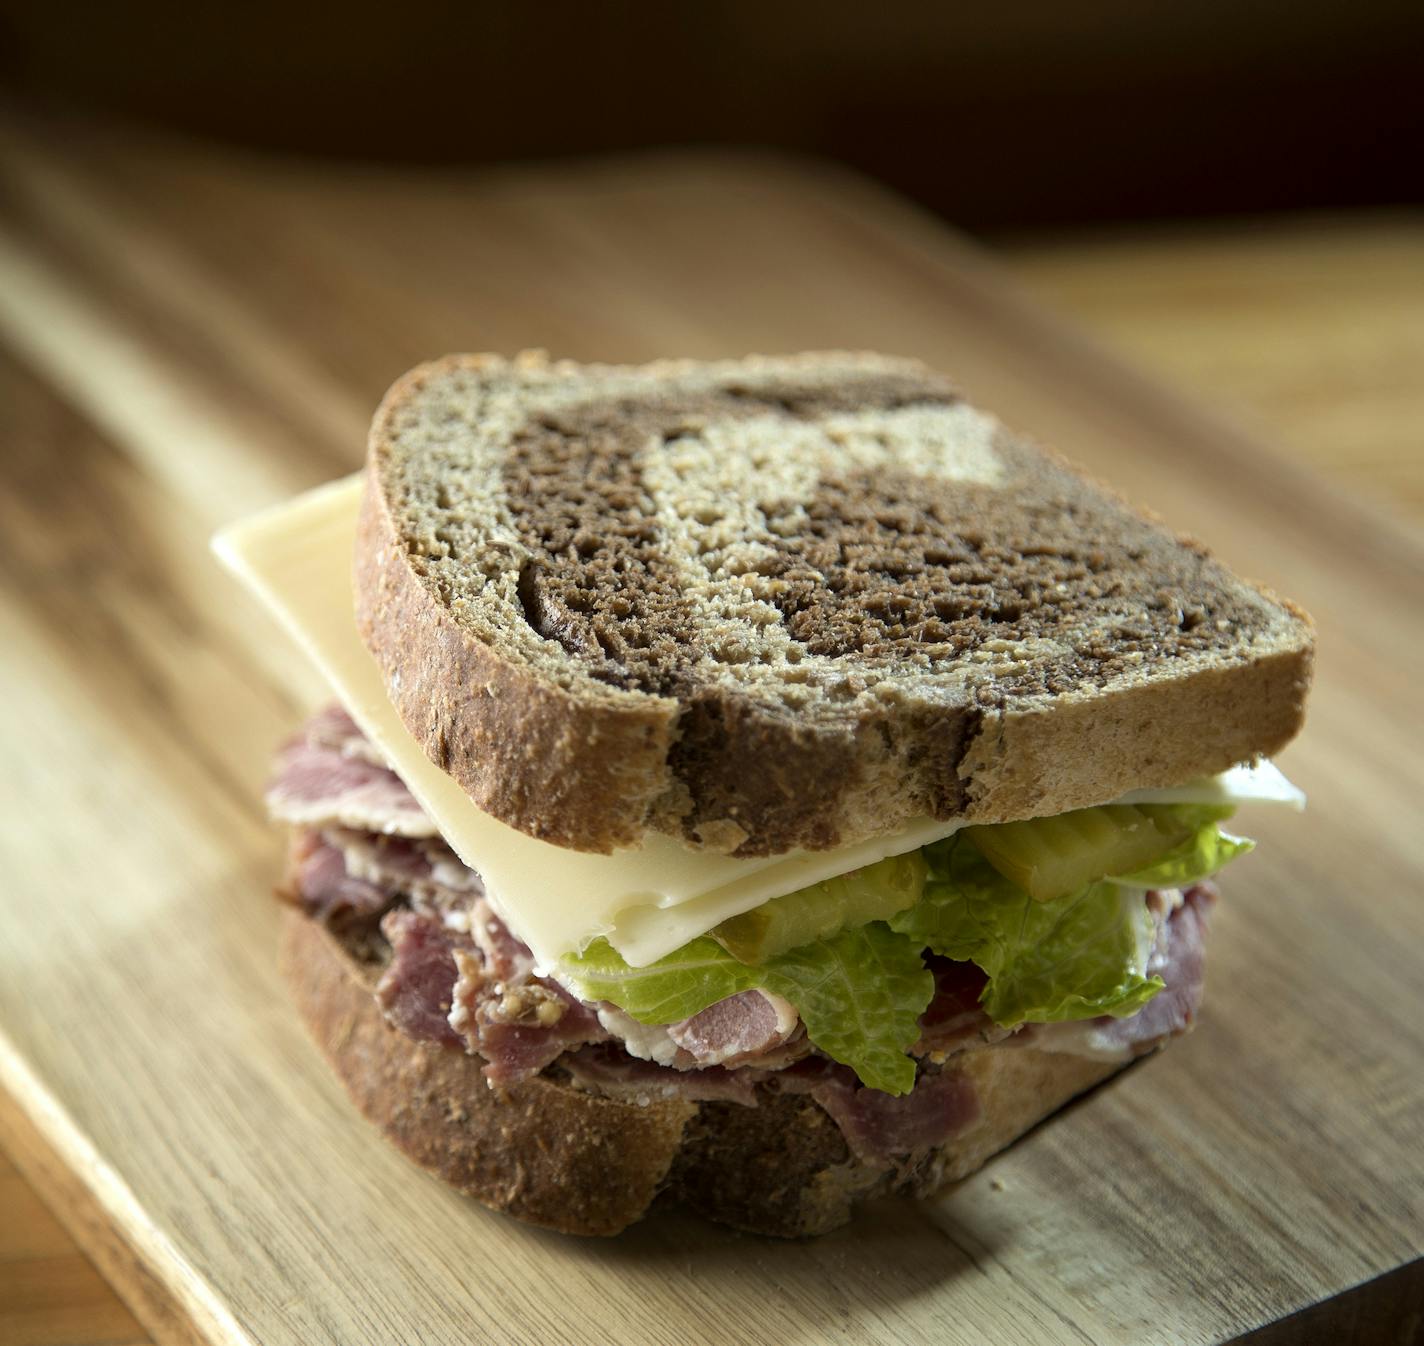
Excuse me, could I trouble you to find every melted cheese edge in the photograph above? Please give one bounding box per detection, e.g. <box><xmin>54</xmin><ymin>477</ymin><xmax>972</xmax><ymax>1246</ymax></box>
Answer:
<box><xmin>213</xmin><ymin>476</ymin><xmax>1304</xmax><ymax>970</ymax></box>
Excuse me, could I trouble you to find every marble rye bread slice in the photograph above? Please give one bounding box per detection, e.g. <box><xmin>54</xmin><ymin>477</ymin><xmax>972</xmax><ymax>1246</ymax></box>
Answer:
<box><xmin>354</xmin><ymin>351</ymin><xmax>1313</xmax><ymax>856</ymax></box>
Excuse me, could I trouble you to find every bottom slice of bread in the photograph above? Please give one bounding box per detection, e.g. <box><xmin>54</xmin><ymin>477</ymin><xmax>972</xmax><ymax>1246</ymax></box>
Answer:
<box><xmin>281</xmin><ymin>908</ymin><xmax>1130</xmax><ymax>1237</ymax></box>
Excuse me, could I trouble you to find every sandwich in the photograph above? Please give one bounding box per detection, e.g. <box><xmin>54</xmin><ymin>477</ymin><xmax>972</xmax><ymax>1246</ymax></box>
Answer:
<box><xmin>214</xmin><ymin>351</ymin><xmax>1313</xmax><ymax>1237</ymax></box>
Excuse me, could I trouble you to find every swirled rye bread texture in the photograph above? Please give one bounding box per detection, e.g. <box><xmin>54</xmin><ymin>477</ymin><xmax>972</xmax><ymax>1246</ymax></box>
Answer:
<box><xmin>355</xmin><ymin>352</ymin><xmax>1312</xmax><ymax>855</ymax></box>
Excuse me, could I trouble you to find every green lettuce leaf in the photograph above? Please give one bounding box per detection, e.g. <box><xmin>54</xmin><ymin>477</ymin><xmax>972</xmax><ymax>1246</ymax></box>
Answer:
<box><xmin>759</xmin><ymin>923</ymin><xmax>933</xmax><ymax>1095</ymax></box>
<box><xmin>891</xmin><ymin>834</ymin><xmax>1163</xmax><ymax>1027</ymax></box>
<box><xmin>975</xmin><ymin>879</ymin><xmax>1162</xmax><ymax>1025</ymax></box>
<box><xmin>558</xmin><ymin>924</ymin><xmax>933</xmax><ymax>1095</ymax></box>
<box><xmin>558</xmin><ymin>937</ymin><xmax>756</xmax><ymax>1025</ymax></box>
<box><xmin>1111</xmin><ymin>821</ymin><xmax>1254</xmax><ymax>889</ymax></box>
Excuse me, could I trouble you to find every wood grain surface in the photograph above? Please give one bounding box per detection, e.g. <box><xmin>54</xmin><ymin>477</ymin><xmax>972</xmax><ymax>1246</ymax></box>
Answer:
<box><xmin>1010</xmin><ymin>214</ymin><xmax>1424</xmax><ymax>523</ymax></box>
<box><xmin>0</xmin><ymin>110</ymin><xmax>1421</xmax><ymax>1346</ymax></box>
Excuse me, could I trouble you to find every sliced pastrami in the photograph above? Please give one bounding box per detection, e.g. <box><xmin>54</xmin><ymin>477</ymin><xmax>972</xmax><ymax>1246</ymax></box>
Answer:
<box><xmin>323</xmin><ymin>827</ymin><xmax>483</xmax><ymax>920</ymax></box>
<box><xmin>563</xmin><ymin>1043</ymin><xmax>760</xmax><ymax>1106</ymax></box>
<box><xmin>267</xmin><ymin>734</ymin><xmax>434</xmax><ymax>838</ymax></box>
<box><xmin>667</xmin><ymin>990</ymin><xmax>800</xmax><ymax>1068</ymax></box>
<box><xmin>449</xmin><ymin>937</ymin><xmax>608</xmax><ymax>1087</ymax></box>
<box><xmin>300</xmin><ymin>704</ymin><xmax>388</xmax><ymax>766</ymax></box>
<box><xmin>913</xmin><ymin>957</ymin><xmax>1011</xmax><ymax>1058</ymax></box>
<box><xmin>374</xmin><ymin>908</ymin><xmax>467</xmax><ymax>1048</ymax></box>
<box><xmin>287</xmin><ymin>832</ymin><xmax>391</xmax><ymax>926</ymax></box>
<box><xmin>769</xmin><ymin>1057</ymin><xmax>981</xmax><ymax>1163</ymax></box>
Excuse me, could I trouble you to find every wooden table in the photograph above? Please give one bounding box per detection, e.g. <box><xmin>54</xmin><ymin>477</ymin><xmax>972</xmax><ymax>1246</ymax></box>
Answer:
<box><xmin>1</xmin><ymin>110</ymin><xmax>1421</xmax><ymax>1346</ymax></box>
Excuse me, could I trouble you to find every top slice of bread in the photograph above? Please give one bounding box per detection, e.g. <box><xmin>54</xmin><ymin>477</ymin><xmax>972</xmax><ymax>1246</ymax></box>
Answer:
<box><xmin>354</xmin><ymin>351</ymin><xmax>1313</xmax><ymax>856</ymax></box>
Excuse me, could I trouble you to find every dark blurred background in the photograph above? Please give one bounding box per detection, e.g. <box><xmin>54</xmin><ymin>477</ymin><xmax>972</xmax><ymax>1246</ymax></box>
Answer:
<box><xmin>4</xmin><ymin>0</ymin><xmax>1422</xmax><ymax>233</ymax></box>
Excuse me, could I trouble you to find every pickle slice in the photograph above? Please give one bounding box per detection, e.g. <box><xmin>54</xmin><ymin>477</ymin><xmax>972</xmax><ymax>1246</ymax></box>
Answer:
<box><xmin>714</xmin><ymin>851</ymin><xmax>928</xmax><ymax>964</ymax></box>
<box><xmin>967</xmin><ymin>804</ymin><xmax>1199</xmax><ymax>902</ymax></box>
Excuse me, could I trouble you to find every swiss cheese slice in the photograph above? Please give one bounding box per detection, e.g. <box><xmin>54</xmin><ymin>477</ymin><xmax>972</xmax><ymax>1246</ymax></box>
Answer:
<box><xmin>213</xmin><ymin>476</ymin><xmax>1305</xmax><ymax>969</ymax></box>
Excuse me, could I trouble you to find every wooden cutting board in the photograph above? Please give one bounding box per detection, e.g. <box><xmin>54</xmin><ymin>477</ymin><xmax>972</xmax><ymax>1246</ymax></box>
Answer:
<box><xmin>0</xmin><ymin>111</ymin><xmax>1420</xmax><ymax>1346</ymax></box>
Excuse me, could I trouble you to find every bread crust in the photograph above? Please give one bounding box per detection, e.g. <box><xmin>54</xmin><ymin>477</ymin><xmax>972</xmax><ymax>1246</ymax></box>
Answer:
<box><xmin>281</xmin><ymin>907</ymin><xmax>693</xmax><ymax>1235</ymax></box>
<box><xmin>281</xmin><ymin>908</ymin><xmax>1126</xmax><ymax>1237</ymax></box>
<box><xmin>356</xmin><ymin>352</ymin><xmax>1314</xmax><ymax>856</ymax></box>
